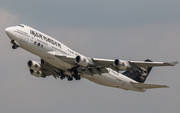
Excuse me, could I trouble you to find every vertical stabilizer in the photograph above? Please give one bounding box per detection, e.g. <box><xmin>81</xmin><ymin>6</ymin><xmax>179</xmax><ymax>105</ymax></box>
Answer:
<box><xmin>122</xmin><ymin>59</ymin><xmax>152</xmax><ymax>83</ymax></box>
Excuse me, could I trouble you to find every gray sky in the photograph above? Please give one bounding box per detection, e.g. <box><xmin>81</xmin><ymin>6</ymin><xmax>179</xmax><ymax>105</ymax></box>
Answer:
<box><xmin>0</xmin><ymin>1</ymin><xmax>180</xmax><ymax>113</ymax></box>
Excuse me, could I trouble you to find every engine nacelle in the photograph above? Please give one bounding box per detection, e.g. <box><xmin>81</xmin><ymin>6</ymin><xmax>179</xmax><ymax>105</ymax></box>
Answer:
<box><xmin>75</xmin><ymin>55</ymin><xmax>90</xmax><ymax>67</ymax></box>
<box><xmin>29</xmin><ymin>69</ymin><xmax>42</xmax><ymax>78</ymax></box>
<box><xmin>113</xmin><ymin>59</ymin><xmax>131</xmax><ymax>70</ymax></box>
<box><xmin>27</xmin><ymin>60</ymin><xmax>41</xmax><ymax>71</ymax></box>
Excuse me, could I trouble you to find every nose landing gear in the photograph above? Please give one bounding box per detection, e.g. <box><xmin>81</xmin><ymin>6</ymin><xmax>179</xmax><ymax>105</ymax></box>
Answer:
<box><xmin>12</xmin><ymin>45</ymin><xmax>19</xmax><ymax>49</ymax></box>
<box><xmin>11</xmin><ymin>40</ymin><xmax>20</xmax><ymax>49</ymax></box>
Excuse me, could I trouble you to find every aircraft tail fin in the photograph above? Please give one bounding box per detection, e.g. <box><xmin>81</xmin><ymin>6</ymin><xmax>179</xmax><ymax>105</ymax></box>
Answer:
<box><xmin>122</xmin><ymin>59</ymin><xmax>152</xmax><ymax>83</ymax></box>
<box><xmin>131</xmin><ymin>82</ymin><xmax>169</xmax><ymax>89</ymax></box>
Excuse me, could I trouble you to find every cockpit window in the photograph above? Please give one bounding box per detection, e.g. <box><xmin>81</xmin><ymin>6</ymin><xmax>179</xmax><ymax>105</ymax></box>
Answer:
<box><xmin>18</xmin><ymin>25</ymin><xmax>24</xmax><ymax>28</ymax></box>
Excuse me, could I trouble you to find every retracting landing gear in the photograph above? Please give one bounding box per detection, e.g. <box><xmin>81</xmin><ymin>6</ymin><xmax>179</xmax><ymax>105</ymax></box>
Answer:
<box><xmin>11</xmin><ymin>40</ymin><xmax>20</xmax><ymax>49</ymax></box>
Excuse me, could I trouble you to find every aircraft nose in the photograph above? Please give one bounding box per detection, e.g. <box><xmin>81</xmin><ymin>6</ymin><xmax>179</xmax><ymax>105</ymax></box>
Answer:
<box><xmin>5</xmin><ymin>27</ymin><xmax>10</xmax><ymax>33</ymax></box>
<box><xmin>5</xmin><ymin>27</ymin><xmax>12</xmax><ymax>35</ymax></box>
<box><xmin>5</xmin><ymin>27</ymin><xmax>15</xmax><ymax>40</ymax></box>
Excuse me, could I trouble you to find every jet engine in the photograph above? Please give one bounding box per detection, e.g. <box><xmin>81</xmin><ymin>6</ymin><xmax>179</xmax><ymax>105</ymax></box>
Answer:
<box><xmin>27</xmin><ymin>60</ymin><xmax>41</xmax><ymax>71</ymax></box>
<box><xmin>75</xmin><ymin>55</ymin><xmax>90</xmax><ymax>67</ymax></box>
<box><xmin>29</xmin><ymin>69</ymin><xmax>42</xmax><ymax>77</ymax></box>
<box><xmin>113</xmin><ymin>59</ymin><xmax>131</xmax><ymax>70</ymax></box>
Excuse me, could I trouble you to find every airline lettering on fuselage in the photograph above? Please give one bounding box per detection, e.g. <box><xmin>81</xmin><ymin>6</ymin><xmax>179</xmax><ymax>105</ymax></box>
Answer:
<box><xmin>30</xmin><ymin>30</ymin><xmax>61</xmax><ymax>48</ymax></box>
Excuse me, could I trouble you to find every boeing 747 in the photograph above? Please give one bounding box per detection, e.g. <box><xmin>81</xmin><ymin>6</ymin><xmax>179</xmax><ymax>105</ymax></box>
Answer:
<box><xmin>5</xmin><ymin>24</ymin><xmax>178</xmax><ymax>92</ymax></box>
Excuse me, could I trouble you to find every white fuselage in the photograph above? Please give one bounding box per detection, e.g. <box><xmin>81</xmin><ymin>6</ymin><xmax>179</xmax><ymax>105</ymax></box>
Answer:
<box><xmin>5</xmin><ymin>25</ymin><xmax>145</xmax><ymax>92</ymax></box>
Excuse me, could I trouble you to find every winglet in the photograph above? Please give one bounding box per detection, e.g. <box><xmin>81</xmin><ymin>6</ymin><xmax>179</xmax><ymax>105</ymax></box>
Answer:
<box><xmin>169</xmin><ymin>61</ymin><xmax>179</xmax><ymax>66</ymax></box>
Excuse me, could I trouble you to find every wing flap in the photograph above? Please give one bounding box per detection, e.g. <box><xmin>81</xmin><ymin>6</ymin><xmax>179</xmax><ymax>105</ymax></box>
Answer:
<box><xmin>131</xmin><ymin>82</ymin><xmax>169</xmax><ymax>89</ymax></box>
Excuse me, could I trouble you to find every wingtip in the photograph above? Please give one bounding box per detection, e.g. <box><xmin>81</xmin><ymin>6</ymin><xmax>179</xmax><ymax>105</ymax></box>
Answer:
<box><xmin>166</xmin><ymin>86</ymin><xmax>170</xmax><ymax>88</ymax></box>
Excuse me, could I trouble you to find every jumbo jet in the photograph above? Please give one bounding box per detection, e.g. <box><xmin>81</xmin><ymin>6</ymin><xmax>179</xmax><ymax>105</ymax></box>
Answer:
<box><xmin>5</xmin><ymin>24</ymin><xmax>178</xmax><ymax>92</ymax></box>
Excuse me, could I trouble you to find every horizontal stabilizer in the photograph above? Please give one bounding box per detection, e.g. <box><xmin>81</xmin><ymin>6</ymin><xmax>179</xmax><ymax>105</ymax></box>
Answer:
<box><xmin>169</xmin><ymin>61</ymin><xmax>179</xmax><ymax>66</ymax></box>
<box><xmin>131</xmin><ymin>82</ymin><xmax>169</xmax><ymax>89</ymax></box>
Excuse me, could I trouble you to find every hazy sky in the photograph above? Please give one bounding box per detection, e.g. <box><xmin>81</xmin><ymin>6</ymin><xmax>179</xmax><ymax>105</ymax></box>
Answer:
<box><xmin>0</xmin><ymin>1</ymin><xmax>180</xmax><ymax>113</ymax></box>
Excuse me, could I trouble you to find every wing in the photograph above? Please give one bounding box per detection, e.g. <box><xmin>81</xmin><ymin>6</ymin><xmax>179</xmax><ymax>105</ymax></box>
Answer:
<box><xmin>93</xmin><ymin>58</ymin><xmax>178</xmax><ymax>67</ymax></box>
<box><xmin>93</xmin><ymin>58</ymin><xmax>178</xmax><ymax>71</ymax></box>
<box><xmin>47</xmin><ymin>51</ymin><xmax>178</xmax><ymax>73</ymax></box>
<box><xmin>131</xmin><ymin>82</ymin><xmax>169</xmax><ymax>89</ymax></box>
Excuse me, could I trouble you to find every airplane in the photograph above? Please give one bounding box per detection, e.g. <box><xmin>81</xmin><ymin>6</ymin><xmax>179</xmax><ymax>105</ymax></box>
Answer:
<box><xmin>5</xmin><ymin>24</ymin><xmax>178</xmax><ymax>92</ymax></box>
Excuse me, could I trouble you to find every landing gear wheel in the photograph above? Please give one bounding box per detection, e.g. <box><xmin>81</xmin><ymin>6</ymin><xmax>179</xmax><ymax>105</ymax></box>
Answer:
<box><xmin>68</xmin><ymin>76</ymin><xmax>73</xmax><ymax>81</ymax></box>
<box><xmin>75</xmin><ymin>76</ymin><xmax>81</xmax><ymax>80</ymax></box>
<box><xmin>12</xmin><ymin>45</ymin><xmax>17</xmax><ymax>49</ymax></box>
<box><xmin>60</xmin><ymin>76</ymin><xmax>64</xmax><ymax>80</ymax></box>
<box><xmin>58</xmin><ymin>70</ymin><xmax>66</xmax><ymax>80</ymax></box>
<box><xmin>11</xmin><ymin>40</ymin><xmax>20</xmax><ymax>49</ymax></box>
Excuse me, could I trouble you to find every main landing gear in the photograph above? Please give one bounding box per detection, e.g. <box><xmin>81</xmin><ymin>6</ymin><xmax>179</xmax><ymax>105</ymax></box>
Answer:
<box><xmin>59</xmin><ymin>74</ymin><xmax>73</xmax><ymax>81</ymax></box>
<box><xmin>58</xmin><ymin>69</ymin><xmax>81</xmax><ymax>81</ymax></box>
<box><xmin>67</xmin><ymin>76</ymin><xmax>73</xmax><ymax>81</ymax></box>
<box><xmin>72</xmin><ymin>70</ymin><xmax>81</xmax><ymax>80</ymax></box>
<box><xmin>11</xmin><ymin>40</ymin><xmax>20</xmax><ymax>49</ymax></box>
<box><xmin>58</xmin><ymin>70</ymin><xmax>66</xmax><ymax>80</ymax></box>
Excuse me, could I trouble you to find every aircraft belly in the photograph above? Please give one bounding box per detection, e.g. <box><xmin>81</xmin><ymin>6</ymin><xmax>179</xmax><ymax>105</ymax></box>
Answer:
<box><xmin>19</xmin><ymin>42</ymin><xmax>39</xmax><ymax>56</ymax></box>
<box><xmin>83</xmin><ymin>73</ymin><xmax>125</xmax><ymax>88</ymax></box>
<box><xmin>40</xmin><ymin>55</ymin><xmax>74</xmax><ymax>70</ymax></box>
<box><xmin>82</xmin><ymin>72</ymin><xmax>144</xmax><ymax>91</ymax></box>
